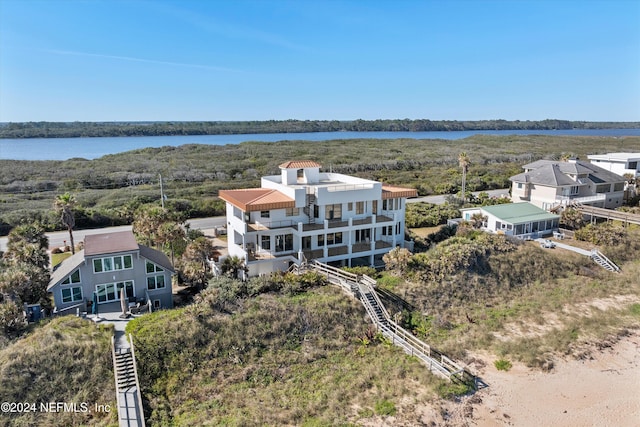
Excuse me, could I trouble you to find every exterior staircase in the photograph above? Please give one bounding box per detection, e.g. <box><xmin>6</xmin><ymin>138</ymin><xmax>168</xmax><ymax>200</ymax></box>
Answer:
<box><xmin>299</xmin><ymin>260</ymin><xmax>476</xmax><ymax>386</ymax></box>
<box><xmin>590</xmin><ymin>249</ymin><xmax>620</xmax><ymax>272</ymax></box>
<box><xmin>111</xmin><ymin>335</ymin><xmax>145</xmax><ymax>427</ymax></box>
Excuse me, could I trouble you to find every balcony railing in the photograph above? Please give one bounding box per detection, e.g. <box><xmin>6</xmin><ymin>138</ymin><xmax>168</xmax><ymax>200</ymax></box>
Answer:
<box><xmin>352</xmin><ymin>217</ymin><xmax>372</xmax><ymax>226</ymax></box>
<box><xmin>247</xmin><ymin>219</ymin><xmax>297</xmax><ymax>232</ymax></box>
<box><xmin>352</xmin><ymin>242</ymin><xmax>371</xmax><ymax>253</ymax></box>
<box><xmin>302</xmin><ymin>249</ymin><xmax>324</xmax><ymax>260</ymax></box>
<box><xmin>555</xmin><ymin>194</ymin><xmax>606</xmax><ymax>205</ymax></box>
<box><xmin>328</xmin><ymin>245</ymin><xmax>349</xmax><ymax>257</ymax></box>
<box><xmin>327</xmin><ymin>219</ymin><xmax>349</xmax><ymax>229</ymax></box>
<box><xmin>375</xmin><ymin>214</ymin><xmax>393</xmax><ymax>223</ymax></box>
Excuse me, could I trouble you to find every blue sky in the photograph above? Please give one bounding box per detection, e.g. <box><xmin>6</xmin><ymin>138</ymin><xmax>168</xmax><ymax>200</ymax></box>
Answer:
<box><xmin>1</xmin><ymin>0</ymin><xmax>639</xmax><ymax>122</ymax></box>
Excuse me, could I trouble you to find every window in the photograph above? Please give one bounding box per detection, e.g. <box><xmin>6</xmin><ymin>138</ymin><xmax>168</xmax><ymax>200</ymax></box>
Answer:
<box><xmin>628</xmin><ymin>161</ymin><xmax>638</xmax><ymax>169</ymax></box>
<box><xmin>355</xmin><ymin>229</ymin><xmax>370</xmax><ymax>243</ymax></box>
<box><xmin>286</xmin><ymin>207</ymin><xmax>299</xmax><ymax>217</ymax></box>
<box><xmin>382</xmin><ymin>200</ymin><xmax>387</xmax><ymax>210</ymax></box>
<box><xmin>302</xmin><ymin>236</ymin><xmax>311</xmax><ymax>250</ymax></box>
<box><xmin>61</xmin><ymin>269</ymin><xmax>81</xmax><ymax>285</ymax></box>
<box><xmin>614</xmin><ymin>182</ymin><xmax>625</xmax><ymax>191</ymax></box>
<box><xmin>396</xmin><ymin>223</ymin><xmax>400</xmax><ymax>235</ymax></box>
<box><xmin>147</xmin><ymin>275</ymin><xmax>165</xmax><ymax>290</ymax></box>
<box><xmin>317</xmin><ymin>234</ymin><xmax>325</xmax><ymax>246</ymax></box>
<box><xmin>372</xmin><ymin>200</ymin><xmax>378</xmax><ymax>214</ymax></box>
<box><xmin>347</xmin><ymin>202</ymin><xmax>353</xmax><ymax>211</ymax></box>
<box><xmin>517</xmin><ymin>183</ymin><xmax>523</xmax><ymax>189</ymax></box>
<box><xmin>382</xmin><ymin>226</ymin><xmax>393</xmax><ymax>236</ymax></box>
<box><xmin>96</xmin><ymin>281</ymin><xmax>134</xmax><ymax>302</ymax></box>
<box><xmin>325</xmin><ymin>204</ymin><xmax>342</xmax><ymax>220</ymax></box>
<box><xmin>326</xmin><ymin>232</ymin><xmax>342</xmax><ymax>245</ymax></box>
<box><xmin>61</xmin><ymin>287</ymin><xmax>82</xmax><ymax>303</ymax></box>
<box><xmin>260</xmin><ymin>211</ymin><xmax>270</xmax><ymax>218</ymax></box>
<box><xmin>261</xmin><ymin>235</ymin><xmax>271</xmax><ymax>250</ymax></box>
<box><xmin>356</xmin><ymin>201</ymin><xmax>365</xmax><ymax>215</ymax></box>
<box><xmin>96</xmin><ymin>283</ymin><xmax>116</xmax><ymax>303</ymax></box>
<box><xmin>297</xmin><ymin>169</ymin><xmax>304</xmax><ymax>180</ymax></box>
<box><xmin>275</xmin><ymin>234</ymin><xmax>293</xmax><ymax>252</ymax></box>
<box><xmin>596</xmin><ymin>184</ymin><xmax>610</xmax><ymax>193</ymax></box>
<box><xmin>117</xmin><ymin>281</ymin><xmax>135</xmax><ymax>299</ymax></box>
<box><xmin>146</xmin><ymin>261</ymin><xmax>164</xmax><ymax>274</ymax></box>
<box><xmin>93</xmin><ymin>255</ymin><xmax>133</xmax><ymax>273</ymax></box>
<box><xmin>570</xmin><ymin>185</ymin><xmax>579</xmax><ymax>195</ymax></box>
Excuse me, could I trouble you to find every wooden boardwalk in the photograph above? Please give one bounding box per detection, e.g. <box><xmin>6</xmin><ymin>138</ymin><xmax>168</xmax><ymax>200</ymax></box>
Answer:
<box><xmin>577</xmin><ymin>205</ymin><xmax>640</xmax><ymax>226</ymax></box>
<box><xmin>299</xmin><ymin>261</ymin><xmax>476</xmax><ymax>386</ymax></box>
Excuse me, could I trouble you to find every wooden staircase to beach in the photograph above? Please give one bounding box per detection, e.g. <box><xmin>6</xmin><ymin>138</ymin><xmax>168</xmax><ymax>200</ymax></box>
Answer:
<box><xmin>296</xmin><ymin>260</ymin><xmax>476</xmax><ymax>386</ymax></box>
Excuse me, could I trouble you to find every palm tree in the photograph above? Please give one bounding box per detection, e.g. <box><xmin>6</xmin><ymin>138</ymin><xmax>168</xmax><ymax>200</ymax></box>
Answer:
<box><xmin>458</xmin><ymin>152</ymin><xmax>470</xmax><ymax>204</ymax></box>
<box><xmin>53</xmin><ymin>193</ymin><xmax>77</xmax><ymax>254</ymax></box>
<box><xmin>221</xmin><ymin>255</ymin><xmax>248</xmax><ymax>279</ymax></box>
<box><xmin>470</xmin><ymin>213</ymin><xmax>488</xmax><ymax>229</ymax></box>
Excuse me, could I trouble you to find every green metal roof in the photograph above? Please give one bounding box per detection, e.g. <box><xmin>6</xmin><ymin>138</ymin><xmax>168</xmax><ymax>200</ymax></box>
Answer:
<box><xmin>480</xmin><ymin>202</ymin><xmax>559</xmax><ymax>224</ymax></box>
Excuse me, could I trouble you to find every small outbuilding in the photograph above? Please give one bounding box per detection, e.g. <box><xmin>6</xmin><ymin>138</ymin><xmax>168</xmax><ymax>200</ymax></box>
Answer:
<box><xmin>460</xmin><ymin>202</ymin><xmax>560</xmax><ymax>239</ymax></box>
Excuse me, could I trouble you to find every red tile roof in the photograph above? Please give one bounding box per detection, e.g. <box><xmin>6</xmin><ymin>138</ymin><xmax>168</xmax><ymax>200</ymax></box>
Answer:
<box><xmin>279</xmin><ymin>160</ymin><xmax>322</xmax><ymax>169</ymax></box>
<box><xmin>382</xmin><ymin>185</ymin><xmax>418</xmax><ymax>199</ymax></box>
<box><xmin>219</xmin><ymin>188</ymin><xmax>295</xmax><ymax>212</ymax></box>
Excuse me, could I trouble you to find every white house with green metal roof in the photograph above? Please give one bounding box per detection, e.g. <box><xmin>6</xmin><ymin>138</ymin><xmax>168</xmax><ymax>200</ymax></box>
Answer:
<box><xmin>460</xmin><ymin>202</ymin><xmax>560</xmax><ymax>239</ymax></box>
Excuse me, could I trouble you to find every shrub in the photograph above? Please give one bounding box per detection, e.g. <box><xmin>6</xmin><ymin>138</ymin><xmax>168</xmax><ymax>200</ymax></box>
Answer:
<box><xmin>494</xmin><ymin>359</ymin><xmax>512</xmax><ymax>371</ymax></box>
<box><xmin>374</xmin><ymin>399</ymin><xmax>397</xmax><ymax>416</ymax></box>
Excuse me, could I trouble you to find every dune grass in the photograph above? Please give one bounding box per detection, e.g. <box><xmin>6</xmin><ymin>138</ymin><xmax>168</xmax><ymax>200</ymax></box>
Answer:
<box><xmin>0</xmin><ymin>316</ymin><xmax>117</xmax><ymax>427</ymax></box>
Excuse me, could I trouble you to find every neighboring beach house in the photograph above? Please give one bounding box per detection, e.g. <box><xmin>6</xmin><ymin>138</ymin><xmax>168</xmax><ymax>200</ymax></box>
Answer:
<box><xmin>587</xmin><ymin>152</ymin><xmax>640</xmax><ymax>178</ymax></box>
<box><xmin>48</xmin><ymin>230</ymin><xmax>174</xmax><ymax>314</ymax></box>
<box><xmin>509</xmin><ymin>159</ymin><xmax>626</xmax><ymax>211</ymax></box>
<box><xmin>460</xmin><ymin>202</ymin><xmax>560</xmax><ymax>239</ymax></box>
<box><xmin>219</xmin><ymin>160</ymin><xmax>417</xmax><ymax>277</ymax></box>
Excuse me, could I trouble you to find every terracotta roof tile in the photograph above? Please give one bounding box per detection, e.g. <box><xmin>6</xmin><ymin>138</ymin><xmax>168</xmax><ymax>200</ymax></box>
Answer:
<box><xmin>219</xmin><ymin>188</ymin><xmax>295</xmax><ymax>212</ymax></box>
<box><xmin>279</xmin><ymin>160</ymin><xmax>322</xmax><ymax>169</ymax></box>
<box><xmin>381</xmin><ymin>185</ymin><xmax>418</xmax><ymax>199</ymax></box>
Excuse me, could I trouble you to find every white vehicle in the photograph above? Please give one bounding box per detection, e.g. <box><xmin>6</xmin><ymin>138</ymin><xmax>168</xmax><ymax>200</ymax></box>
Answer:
<box><xmin>540</xmin><ymin>239</ymin><xmax>556</xmax><ymax>249</ymax></box>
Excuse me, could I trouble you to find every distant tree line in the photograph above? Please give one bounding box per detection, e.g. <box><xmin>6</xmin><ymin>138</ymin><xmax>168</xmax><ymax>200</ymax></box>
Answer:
<box><xmin>1</xmin><ymin>119</ymin><xmax>639</xmax><ymax>139</ymax></box>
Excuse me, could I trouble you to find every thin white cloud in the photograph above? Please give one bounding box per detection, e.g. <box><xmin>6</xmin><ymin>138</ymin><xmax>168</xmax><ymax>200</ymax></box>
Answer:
<box><xmin>46</xmin><ymin>49</ymin><xmax>245</xmax><ymax>73</ymax></box>
<box><xmin>148</xmin><ymin>2</ymin><xmax>309</xmax><ymax>52</ymax></box>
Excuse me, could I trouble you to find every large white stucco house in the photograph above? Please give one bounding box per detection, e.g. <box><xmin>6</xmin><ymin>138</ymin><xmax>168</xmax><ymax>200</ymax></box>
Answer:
<box><xmin>587</xmin><ymin>152</ymin><xmax>640</xmax><ymax>178</ymax></box>
<box><xmin>509</xmin><ymin>159</ymin><xmax>626</xmax><ymax>211</ymax></box>
<box><xmin>219</xmin><ymin>161</ymin><xmax>417</xmax><ymax>277</ymax></box>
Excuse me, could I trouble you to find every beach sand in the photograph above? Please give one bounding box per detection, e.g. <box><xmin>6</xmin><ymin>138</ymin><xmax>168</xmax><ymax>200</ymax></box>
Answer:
<box><xmin>442</xmin><ymin>332</ymin><xmax>640</xmax><ymax>427</ymax></box>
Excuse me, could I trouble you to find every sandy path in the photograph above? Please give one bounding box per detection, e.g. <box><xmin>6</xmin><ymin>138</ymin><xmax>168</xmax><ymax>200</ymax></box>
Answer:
<box><xmin>466</xmin><ymin>333</ymin><xmax>640</xmax><ymax>427</ymax></box>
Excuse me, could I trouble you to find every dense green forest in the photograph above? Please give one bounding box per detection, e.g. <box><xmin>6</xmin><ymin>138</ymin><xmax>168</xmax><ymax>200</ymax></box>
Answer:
<box><xmin>1</xmin><ymin>134</ymin><xmax>639</xmax><ymax>235</ymax></box>
<box><xmin>1</xmin><ymin>119</ymin><xmax>639</xmax><ymax>139</ymax></box>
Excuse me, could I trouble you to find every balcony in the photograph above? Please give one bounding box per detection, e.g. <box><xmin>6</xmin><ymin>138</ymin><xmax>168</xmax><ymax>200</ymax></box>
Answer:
<box><xmin>352</xmin><ymin>242</ymin><xmax>371</xmax><ymax>253</ymax></box>
<box><xmin>302</xmin><ymin>223</ymin><xmax>325</xmax><ymax>232</ymax></box>
<box><xmin>328</xmin><ymin>219</ymin><xmax>349</xmax><ymax>229</ymax></box>
<box><xmin>554</xmin><ymin>194</ymin><xmax>606</xmax><ymax>206</ymax></box>
<box><xmin>352</xmin><ymin>217</ymin><xmax>372</xmax><ymax>226</ymax></box>
<box><xmin>247</xmin><ymin>220</ymin><xmax>297</xmax><ymax>232</ymax></box>
<box><xmin>375</xmin><ymin>240</ymin><xmax>393</xmax><ymax>250</ymax></box>
<box><xmin>302</xmin><ymin>249</ymin><xmax>323</xmax><ymax>260</ymax></box>
<box><xmin>328</xmin><ymin>245</ymin><xmax>349</xmax><ymax>257</ymax></box>
<box><xmin>375</xmin><ymin>214</ymin><xmax>393</xmax><ymax>223</ymax></box>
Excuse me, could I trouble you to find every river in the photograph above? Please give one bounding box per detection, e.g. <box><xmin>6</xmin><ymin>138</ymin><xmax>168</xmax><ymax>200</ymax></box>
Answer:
<box><xmin>1</xmin><ymin>128</ymin><xmax>639</xmax><ymax>161</ymax></box>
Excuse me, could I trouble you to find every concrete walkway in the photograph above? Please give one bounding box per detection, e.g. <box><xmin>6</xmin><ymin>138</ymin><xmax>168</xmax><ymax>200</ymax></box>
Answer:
<box><xmin>535</xmin><ymin>238</ymin><xmax>592</xmax><ymax>256</ymax></box>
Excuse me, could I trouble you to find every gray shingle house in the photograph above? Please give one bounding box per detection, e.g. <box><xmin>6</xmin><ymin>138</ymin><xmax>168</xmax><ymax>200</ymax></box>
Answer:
<box><xmin>510</xmin><ymin>159</ymin><xmax>626</xmax><ymax>210</ymax></box>
<box><xmin>48</xmin><ymin>230</ymin><xmax>174</xmax><ymax>314</ymax></box>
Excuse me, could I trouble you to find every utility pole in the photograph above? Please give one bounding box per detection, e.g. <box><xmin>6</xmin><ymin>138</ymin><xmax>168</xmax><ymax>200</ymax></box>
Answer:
<box><xmin>159</xmin><ymin>174</ymin><xmax>165</xmax><ymax>209</ymax></box>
